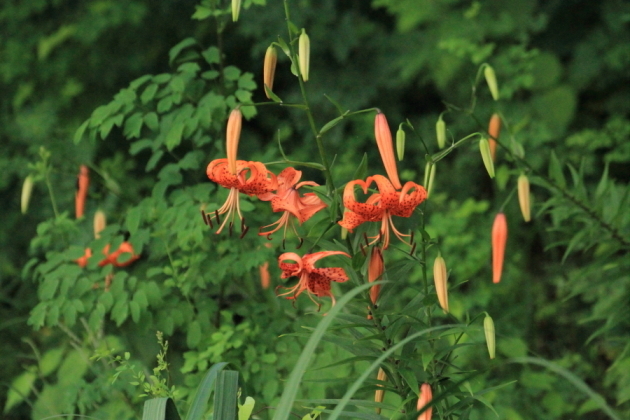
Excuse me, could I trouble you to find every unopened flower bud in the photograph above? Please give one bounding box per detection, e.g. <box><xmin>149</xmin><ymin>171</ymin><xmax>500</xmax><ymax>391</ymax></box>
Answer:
<box><xmin>396</xmin><ymin>125</ymin><xmax>406</xmax><ymax>161</ymax></box>
<box><xmin>436</xmin><ymin>116</ymin><xmax>446</xmax><ymax>149</ymax></box>
<box><xmin>231</xmin><ymin>0</ymin><xmax>241</xmax><ymax>22</ymax></box>
<box><xmin>492</xmin><ymin>213</ymin><xmax>507</xmax><ymax>283</ymax></box>
<box><xmin>259</xmin><ymin>261</ymin><xmax>270</xmax><ymax>289</ymax></box>
<box><xmin>484</xmin><ymin>65</ymin><xmax>499</xmax><ymax>100</ymax></box>
<box><xmin>433</xmin><ymin>254</ymin><xmax>448</xmax><ymax>313</ymax></box>
<box><xmin>479</xmin><ymin>137</ymin><xmax>495</xmax><ymax>178</ymax></box>
<box><xmin>226</xmin><ymin>108</ymin><xmax>242</xmax><ymax>175</ymax></box>
<box><xmin>417</xmin><ymin>383</ymin><xmax>433</xmax><ymax>420</ymax></box>
<box><xmin>484</xmin><ymin>314</ymin><xmax>496</xmax><ymax>359</ymax></box>
<box><xmin>93</xmin><ymin>210</ymin><xmax>106</xmax><ymax>239</ymax></box>
<box><xmin>488</xmin><ymin>113</ymin><xmax>501</xmax><ymax>161</ymax></box>
<box><xmin>518</xmin><ymin>174</ymin><xmax>531</xmax><ymax>222</ymax></box>
<box><xmin>263</xmin><ymin>45</ymin><xmax>277</xmax><ymax>99</ymax></box>
<box><xmin>299</xmin><ymin>29</ymin><xmax>310</xmax><ymax>82</ymax></box>
<box><xmin>424</xmin><ymin>162</ymin><xmax>436</xmax><ymax>199</ymax></box>
<box><xmin>374</xmin><ymin>367</ymin><xmax>387</xmax><ymax>414</ymax></box>
<box><xmin>21</xmin><ymin>175</ymin><xmax>34</xmax><ymax>214</ymax></box>
<box><xmin>374</xmin><ymin>112</ymin><xmax>402</xmax><ymax>189</ymax></box>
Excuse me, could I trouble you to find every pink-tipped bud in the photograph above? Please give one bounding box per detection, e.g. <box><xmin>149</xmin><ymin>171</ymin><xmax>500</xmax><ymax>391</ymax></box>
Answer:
<box><xmin>417</xmin><ymin>383</ymin><xmax>433</xmax><ymax>420</ymax></box>
<box><xmin>374</xmin><ymin>112</ymin><xmax>402</xmax><ymax>189</ymax></box>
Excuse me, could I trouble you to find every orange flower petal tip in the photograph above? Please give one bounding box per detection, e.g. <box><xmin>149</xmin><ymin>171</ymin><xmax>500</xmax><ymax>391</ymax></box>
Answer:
<box><xmin>492</xmin><ymin>212</ymin><xmax>507</xmax><ymax>283</ymax></box>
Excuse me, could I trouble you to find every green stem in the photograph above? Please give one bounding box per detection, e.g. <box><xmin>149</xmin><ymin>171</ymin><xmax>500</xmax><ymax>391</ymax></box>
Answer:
<box><xmin>283</xmin><ymin>0</ymin><xmax>335</xmax><ymax>196</ymax></box>
<box><xmin>44</xmin><ymin>170</ymin><xmax>59</xmax><ymax>219</ymax></box>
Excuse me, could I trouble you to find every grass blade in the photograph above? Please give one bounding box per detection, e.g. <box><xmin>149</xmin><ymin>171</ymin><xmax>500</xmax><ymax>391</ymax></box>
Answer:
<box><xmin>142</xmin><ymin>397</ymin><xmax>181</xmax><ymax>420</ymax></box>
<box><xmin>213</xmin><ymin>370</ymin><xmax>239</xmax><ymax>420</ymax></box>
<box><xmin>185</xmin><ymin>362</ymin><xmax>228</xmax><ymax>420</ymax></box>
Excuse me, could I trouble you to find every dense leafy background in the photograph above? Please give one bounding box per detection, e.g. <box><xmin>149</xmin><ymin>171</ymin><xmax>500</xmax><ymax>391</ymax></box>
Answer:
<box><xmin>1</xmin><ymin>0</ymin><xmax>629</xmax><ymax>419</ymax></box>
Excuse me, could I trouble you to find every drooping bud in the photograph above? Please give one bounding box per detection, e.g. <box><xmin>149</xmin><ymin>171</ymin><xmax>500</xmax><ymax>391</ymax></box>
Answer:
<box><xmin>488</xmin><ymin>113</ymin><xmax>501</xmax><ymax>161</ymax></box>
<box><xmin>263</xmin><ymin>45</ymin><xmax>277</xmax><ymax>99</ymax></box>
<box><xmin>226</xmin><ymin>108</ymin><xmax>242</xmax><ymax>175</ymax></box>
<box><xmin>433</xmin><ymin>254</ymin><xmax>449</xmax><ymax>313</ymax></box>
<box><xmin>75</xmin><ymin>165</ymin><xmax>89</xmax><ymax>219</ymax></box>
<box><xmin>492</xmin><ymin>213</ymin><xmax>508</xmax><ymax>283</ymax></box>
<box><xmin>93</xmin><ymin>210</ymin><xmax>106</xmax><ymax>239</ymax></box>
<box><xmin>518</xmin><ymin>174</ymin><xmax>531</xmax><ymax>222</ymax></box>
<box><xmin>231</xmin><ymin>0</ymin><xmax>241</xmax><ymax>22</ymax></box>
<box><xmin>484</xmin><ymin>313</ymin><xmax>496</xmax><ymax>359</ymax></box>
<box><xmin>424</xmin><ymin>162</ymin><xmax>436</xmax><ymax>199</ymax></box>
<box><xmin>484</xmin><ymin>65</ymin><xmax>499</xmax><ymax>101</ymax></box>
<box><xmin>374</xmin><ymin>368</ymin><xmax>387</xmax><ymax>414</ymax></box>
<box><xmin>367</xmin><ymin>247</ymin><xmax>384</xmax><ymax>320</ymax></box>
<box><xmin>396</xmin><ymin>125</ymin><xmax>406</xmax><ymax>161</ymax></box>
<box><xmin>21</xmin><ymin>175</ymin><xmax>34</xmax><ymax>214</ymax></box>
<box><xmin>417</xmin><ymin>383</ymin><xmax>433</xmax><ymax>420</ymax></box>
<box><xmin>436</xmin><ymin>116</ymin><xmax>446</xmax><ymax>149</ymax></box>
<box><xmin>374</xmin><ymin>112</ymin><xmax>402</xmax><ymax>189</ymax></box>
<box><xmin>299</xmin><ymin>29</ymin><xmax>310</xmax><ymax>82</ymax></box>
<box><xmin>479</xmin><ymin>137</ymin><xmax>495</xmax><ymax>178</ymax></box>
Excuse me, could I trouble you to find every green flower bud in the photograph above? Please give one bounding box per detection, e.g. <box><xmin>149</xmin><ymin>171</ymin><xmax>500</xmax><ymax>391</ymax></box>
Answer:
<box><xmin>484</xmin><ymin>65</ymin><xmax>499</xmax><ymax>101</ymax></box>
<box><xmin>299</xmin><ymin>29</ymin><xmax>310</xmax><ymax>82</ymax></box>
<box><xmin>396</xmin><ymin>125</ymin><xmax>406</xmax><ymax>161</ymax></box>
<box><xmin>232</xmin><ymin>0</ymin><xmax>241</xmax><ymax>22</ymax></box>
<box><xmin>436</xmin><ymin>116</ymin><xmax>446</xmax><ymax>149</ymax></box>
<box><xmin>21</xmin><ymin>175</ymin><xmax>34</xmax><ymax>214</ymax></box>
<box><xmin>484</xmin><ymin>314</ymin><xmax>496</xmax><ymax>359</ymax></box>
<box><xmin>479</xmin><ymin>137</ymin><xmax>495</xmax><ymax>178</ymax></box>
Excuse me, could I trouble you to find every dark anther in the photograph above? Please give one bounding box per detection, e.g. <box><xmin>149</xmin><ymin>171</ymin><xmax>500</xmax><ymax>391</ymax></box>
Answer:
<box><xmin>241</xmin><ymin>217</ymin><xmax>246</xmax><ymax>231</ymax></box>
<box><xmin>395</xmin><ymin>360</ymin><xmax>400</xmax><ymax>365</ymax></box>
<box><xmin>206</xmin><ymin>213</ymin><xmax>214</xmax><ymax>228</ymax></box>
<box><xmin>363</xmin><ymin>232</ymin><xmax>369</xmax><ymax>247</ymax></box>
<box><xmin>215</xmin><ymin>210</ymin><xmax>221</xmax><ymax>224</ymax></box>
<box><xmin>282</xmin><ymin>239</ymin><xmax>286</xmax><ymax>250</ymax></box>
<box><xmin>374</xmin><ymin>304</ymin><xmax>379</xmax><ymax>309</ymax></box>
<box><xmin>368</xmin><ymin>310</ymin><xmax>372</xmax><ymax>316</ymax></box>
<box><xmin>382</xmin><ymin>326</ymin><xmax>386</xmax><ymax>330</ymax></box>
<box><xmin>296</xmin><ymin>238</ymin><xmax>304</xmax><ymax>249</ymax></box>
<box><xmin>410</xmin><ymin>242</ymin><xmax>417</xmax><ymax>255</ymax></box>
<box><xmin>266</xmin><ymin>234</ymin><xmax>273</xmax><ymax>240</ymax></box>
<box><xmin>360</xmin><ymin>244</ymin><xmax>366</xmax><ymax>256</ymax></box>
<box><xmin>229</xmin><ymin>222</ymin><xmax>234</xmax><ymax>237</ymax></box>
<box><xmin>201</xmin><ymin>210</ymin><xmax>208</xmax><ymax>225</ymax></box>
<box><xmin>388</xmin><ymin>339</ymin><xmax>392</xmax><ymax>345</ymax></box>
<box><xmin>382</xmin><ymin>348</ymin><xmax>386</xmax><ymax>352</ymax></box>
<box><xmin>239</xmin><ymin>225</ymin><xmax>250</xmax><ymax>239</ymax></box>
<box><xmin>409</xmin><ymin>231</ymin><xmax>415</xmax><ymax>244</ymax></box>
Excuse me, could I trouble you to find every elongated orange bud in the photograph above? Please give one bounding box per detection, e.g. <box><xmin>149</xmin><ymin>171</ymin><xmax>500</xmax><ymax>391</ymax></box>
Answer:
<box><xmin>93</xmin><ymin>210</ymin><xmax>106</xmax><ymax>239</ymax></box>
<box><xmin>488</xmin><ymin>113</ymin><xmax>501</xmax><ymax>161</ymax></box>
<box><xmin>484</xmin><ymin>65</ymin><xmax>499</xmax><ymax>100</ymax></box>
<box><xmin>299</xmin><ymin>29</ymin><xmax>310</xmax><ymax>82</ymax></box>
<box><xmin>484</xmin><ymin>313</ymin><xmax>496</xmax><ymax>359</ymax></box>
<box><xmin>259</xmin><ymin>262</ymin><xmax>270</xmax><ymax>289</ymax></box>
<box><xmin>433</xmin><ymin>254</ymin><xmax>448</xmax><ymax>313</ymax></box>
<box><xmin>374</xmin><ymin>112</ymin><xmax>402</xmax><ymax>189</ymax></box>
<box><xmin>518</xmin><ymin>174</ymin><xmax>531</xmax><ymax>222</ymax></box>
<box><xmin>374</xmin><ymin>367</ymin><xmax>387</xmax><ymax>414</ymax></box>
<box><xmin>492</xmin><ymin>213</ymin><xmax>508</xmax><ymax>283</ymax></box>
<box><xmin>367</xmin><ymin>247</ymin><xmax>384</xmax><ymax>319</ymax></box>
<box><xmin>263</xmin><ymin>45</ymin><xmax>277</xmax><ymax>98</ymax></box>
<box><xmin>75</xmin><ymin>165</ymin><xmax>89</xmax><ymax>219</ymax></box>
<box><xmin>226</xmin><ymin>108</ymin><xmax>242</xmax><ymax>175</ymax></box>
<box><xmin>21</xmin><ymin>175</ymin><xmax>34</xmax><ymax>214</ymax></box>
<box><xmin>417</xmin><ymin>383</ymin><xmax>433</xmax><ymax>420</ymax></box>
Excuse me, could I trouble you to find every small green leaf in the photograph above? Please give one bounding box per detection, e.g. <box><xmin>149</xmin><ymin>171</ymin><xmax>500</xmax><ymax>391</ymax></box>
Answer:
<box><xmin>549</xmin><ymin>151</ymin><xmax>566</xmax><ymax>189</ymax></box>
<box><xmin>4</xmin><ymin>371</ymin><xmax>37</xmax><ymax>413</ymax></box>
<box><xmin>238</xmin><ymin>396</ymin><xmax>255</xmax><ymax>420</ymax></box>
<box><xmin>126</xmin><ymin>206</ymin><xmax>142</xmax><ymax>235</ymax></box>
<box><xmin>73</xmin><ymin>120</ymin><xmax>89</xmax><ymax>144</ymax></box>
<box><xmin>130</xmin><ymin>139</ymin><xmax>154</xmax><ymax>155</ymax></box>
<box><xmin>141</xmin><ymin>84</ymin><xmax>159</xmax><ymax>104</ymax></box>
<box><xmin>169</xmin><ymin>38</ymin><xmax>198</xmax><ymax>66</ymax></box>
<box><xmin>157</xmin><ymin>96</ymin><xmax>174</xmax><ymax>113</ymax></box>
<box><xmin>124</xmin><ymin>112</ymin><xmax>144</xmax><ymax>139</ymax></box>
<box><xmin>192</xmin><ymin>5</ymin><xmax>212</xmax><ymax>20</ymax></box>
<box><xmin>224</xmin><ymin>66</ymin><xmax>241</xmax><ymax>81</ymax></box>
<box><xmin>202</xmin><ymin>47</ymin><xmax>221</xmax><ymax>65</ymax></box>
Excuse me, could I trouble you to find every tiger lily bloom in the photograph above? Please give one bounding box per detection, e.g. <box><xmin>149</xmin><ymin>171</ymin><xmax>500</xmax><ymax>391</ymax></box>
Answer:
<box><xmin>277</xmin><ymin>251</ymin><xmax>350</xmax><ymax>307</ymax></box>
<box><xmin>257</xmin><ymin>167</ymin><xmax>327</xmax><ymax>239</ymax></box>
<box><xmin>205</xmin><ymin>108</ymin><xmax>277</xmax><ymax>235</ymax></box>
<box><xmin>75</xmin><ymin>165</ymin><xmax>89</xmax><ymax>219</ymax></box>
<box><xmin>338</xmin><ymin>175</ymin><xmax>427</xmax><ymax>249</ymax></box>
<box><xmin>417</xmin><ymin>383</ymin><xmax>433</xmax><ymax>420</ymax></box>
<box><xmin>100</xmin><ymin>242</ymin><xmax>140</xmax><ymax>267</ymax></box>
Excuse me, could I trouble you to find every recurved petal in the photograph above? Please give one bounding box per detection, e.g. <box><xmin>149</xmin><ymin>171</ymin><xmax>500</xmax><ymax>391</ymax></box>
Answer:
<box><xmin>302</xmin><ymin>251</ymin><xmax>350</xmax><ymax>272</ymax></box>
<box><xmin>310</xmin><ymin>267</ymin><xmax>349</xmax><ymax>283</ymax></box>
<box><xmin>343</xmin><ymin>179</ymin><xmax>384</xmax><ymax>222</ymax></box>
<box><xmin>295</xmin><ymin>193</ymin><xmax>327</xmax><ymax>223</ymax></box>
<box><xmin>338</xmin><ymin>210</ymin><xmax>369</xmax><ymax>231</ymax></box>
<box><xmin>306</xmin><ymin>271</ymin><xmax>332</xmax><ymax>297</ymax></box>
<box><xmin>390</xmin><ymin>181</ymin><xmax>427</xmax><ymax>217</ymax></box>
<box><xmin>278</xmin><ymin>252</ymin><xmax>304</xmax><ymax>278</ymax></box>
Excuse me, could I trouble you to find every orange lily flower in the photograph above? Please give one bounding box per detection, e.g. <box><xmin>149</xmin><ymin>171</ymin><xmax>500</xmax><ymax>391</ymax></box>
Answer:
<box><xmin>206</xmin><ymin>158</ymin><xmax>277</xmax><ymax>234</ymax></box>
<box><xmin>417</xmin><ymin>383</ymin><xmax>433</xmax><ymax>420</ymax></box>
<box><xmin>75</xmin><ymin>248</ymin><xmax>92</xmax><ymax>268</ymax></box>
<box><xmin>257</xmin><ymin>167</ymin><xmax>327</xmax><ymax>239</ymax></box>
<box><xmin>338</xmin><ymin>175</ymin><xmax>427</xmax><ymax>249</ymax></box>
<box><xmin>99</xmin><ymin>242</ymin><xmax>140</xmax><ymax>267</ymax></box>
<box><xmin>277</xmin><ymin>251</ymin><xmax>350</xmax><ymax>307</ymax></box>
<box><xmin>75</xmin><ymin>165</ymin><xmax>89</xmax><ymax>219</ymax></box>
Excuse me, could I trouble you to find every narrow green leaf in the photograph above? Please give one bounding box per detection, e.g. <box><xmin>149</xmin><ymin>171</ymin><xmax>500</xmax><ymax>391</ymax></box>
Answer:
<box><xmin>323</xmin><ymin>94</ymin><xmax>346</xmax><ymax>116</ymax></box>
<box><xmin>73</xmin><ymin>119</ymin><xmax>89</xmax><ymax>144</ymax></box>
<box><xmin>142</xmin><ymin>398</ymin><xmax>181</xmax><ymax>420</ymax></box>
<box><xmin>184</xmin><ymin>362</ymin><xmax>228</xmax><ymax>420</ymax></box>
<box><xmin>4</xmin><ymin>371</ymin><xmax>36</xmax><ymax>413</ymax></box>
<box><xmin>549</xmin><ymin>151</ymin><xmax>566</xmax><ymax>189</ymax></box>
<box><xmin>169</xmin><ymin>38</ymin><xmax>198</xmax><ymax>66</ymax></box>
<box><xmin>273</xmin><ymin>282</ymin><xmax>383</xmax><ymax>420</ymax></box>
<box><xmin>264</xmin><ymin>84</ymin><xmax>283</xmax><ymax>103</ymax></box>
<box><xmin>319</xmin><ymin>114</ymin><xmax>347</xmax><ymax>136</ymax></box>
<box><xmin>213</xmin><ymin>371</ymin><xmax>239</xmax><ymax>420</ymax></box>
